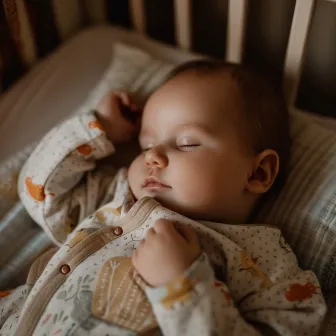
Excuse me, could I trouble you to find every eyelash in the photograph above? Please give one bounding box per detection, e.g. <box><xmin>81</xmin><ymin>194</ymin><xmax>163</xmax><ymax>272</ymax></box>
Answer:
<box><xmin>178</xmin><ymin>144</ymin><xmax>200</xmax><ymax>151</ymax></box>
<box><xmin>141</xmin><ymin>144</ymin><xmax>200</xmax><ymax>152</ymax></box>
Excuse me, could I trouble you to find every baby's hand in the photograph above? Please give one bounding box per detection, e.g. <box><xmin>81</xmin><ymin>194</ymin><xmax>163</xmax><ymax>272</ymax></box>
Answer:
<box><xmin>95</xmin><ymin>90</ymin><xmax>142</xmax><ymax>144</ymax></box>
<box><xmin>132</xmin><ymin>219</ymin><xmax>201</xmax><ymax>287</ymax></box>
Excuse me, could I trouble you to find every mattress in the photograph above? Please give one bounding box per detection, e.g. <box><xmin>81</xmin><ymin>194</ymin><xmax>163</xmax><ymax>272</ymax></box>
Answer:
<box><xmin>0</xmin><ymin>25</ymin><xmax>335</xmax><ymax>163</ymax></box>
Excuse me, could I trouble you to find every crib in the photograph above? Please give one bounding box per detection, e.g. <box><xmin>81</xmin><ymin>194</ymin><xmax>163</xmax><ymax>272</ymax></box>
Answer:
<box><xmin>0</xmin><ymin>0</ymin><xmax>335</xmax><ymax>334</ymax></box>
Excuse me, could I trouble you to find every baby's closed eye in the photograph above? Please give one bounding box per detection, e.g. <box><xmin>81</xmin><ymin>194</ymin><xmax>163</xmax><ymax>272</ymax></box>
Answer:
<box><xmin>177</xmin><ymin>144</ymin><xmax>200</xmax><ymax>151</ymax></box>
<box><xmin>176</xmin><ymin>137</ymin><xmax>200</xmax><ymax>151</ymax></box>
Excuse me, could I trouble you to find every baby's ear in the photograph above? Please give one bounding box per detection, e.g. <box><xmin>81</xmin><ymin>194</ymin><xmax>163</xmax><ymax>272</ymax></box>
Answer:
<box><xmin>245</xmin><ymin>149</ymin><xmax>279</xmax><ymax>194</ymax></box>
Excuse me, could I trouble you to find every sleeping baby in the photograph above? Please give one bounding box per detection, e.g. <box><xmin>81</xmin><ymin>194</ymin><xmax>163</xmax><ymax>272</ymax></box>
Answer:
<box><xmin>0</xmin><ymin>60</ymin><xmax>326</xmax><ymax>335</ymax></box>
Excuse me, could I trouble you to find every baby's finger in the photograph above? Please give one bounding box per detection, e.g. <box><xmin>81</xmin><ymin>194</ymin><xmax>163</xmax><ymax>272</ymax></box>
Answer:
<box><xmin>145</xmin><ymin>227</ymin><xmax>156</xmax><ymax>239</ymax></box>
<box><xmin>118</xmin><ymin>100</ymin><xmax>141</xmax><ymax>125</ymax></box>
<box><xmin>114</xmin><ymin>90</ymin><xmax>131</xmax><ymax>107</ymax></box>
<box><xmin>177</xmin><ymin>226</ymin><xmax>198</xmax><ymax>245</ymax></box>
<box><xmin>129</xmin><ymin>102</ymin><xmax>139</xmax><ymax>111</ymax></box>
<box><xmin>120</xmin><ymin>105</ymin><xmax>138</xmax><ymax>124</ymax></box>
<box><xmin>154</xmin><ymin>218</ymin><xmax>174</xmax><ymax>234</ymax></box>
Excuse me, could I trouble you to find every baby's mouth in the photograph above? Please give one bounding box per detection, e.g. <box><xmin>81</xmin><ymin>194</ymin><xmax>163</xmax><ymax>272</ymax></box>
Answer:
<box><xmin>142</xmin><ymin>176</ymin><xmax>171</xmax><ymax>190</ymax></box>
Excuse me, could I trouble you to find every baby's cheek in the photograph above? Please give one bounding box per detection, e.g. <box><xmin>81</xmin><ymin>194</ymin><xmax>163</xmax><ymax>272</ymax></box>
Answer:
<box><xmin>177</xmin><ymin>166</ymin><xmax>215</xmax><ymax>205</ymax></box>
<box><xmin>128</xmin><ymin>157</ymin><xmax>144</xmax><ymax>199</ymax></box>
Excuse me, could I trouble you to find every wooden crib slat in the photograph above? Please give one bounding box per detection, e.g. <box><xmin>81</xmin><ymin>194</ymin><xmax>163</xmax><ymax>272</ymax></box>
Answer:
<box><xmin>283</xmin><ymin>0</ymin><xmax>315</xmax><ymax>106</ymax></box>
<box><xmin>129</xmin><ymin>0</ymin><xmax>146</xmax><ymax>34</ymax></box>
<box><xmin>174</xmin><ymin>0</ymin><xmax>191</xmax><ymax>50</ymax></box>
<box><xmin>226</xmin><ymin>0</ymin><xmax>248</xmax><ymax>63</ymax></box>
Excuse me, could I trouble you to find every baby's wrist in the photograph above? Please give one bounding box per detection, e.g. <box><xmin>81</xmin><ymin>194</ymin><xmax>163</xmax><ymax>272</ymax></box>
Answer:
<box><xmin>145</xmin><ymin>253</ymin><xmax>214</xmax><ymax>306</ymax></box>
<box><xmin>94</xmin><ymin>110</ymin><xmax>115</xmax><ymax>142</ymax></box>
<box><xmin>146</xmin><ymin>252</ymin><xmax>203</xmax><ymax>288</ymax></box>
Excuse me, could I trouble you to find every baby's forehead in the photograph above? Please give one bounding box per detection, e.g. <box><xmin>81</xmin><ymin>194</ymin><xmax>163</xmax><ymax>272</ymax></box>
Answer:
<box><xmin>142</xmin><ymin>72</ymin><xmax>241</xmax><ymax>126</ymax></box>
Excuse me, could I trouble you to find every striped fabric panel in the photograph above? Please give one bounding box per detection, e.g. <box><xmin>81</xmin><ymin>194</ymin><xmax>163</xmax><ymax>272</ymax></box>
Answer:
<box><xmin>256</xmin><ymin>115</ymin><xmax>336</xmax><ymax>292</ymax></box>
<box><xmin>0</xmin><ymin>202</ymin><xmax>53</xmax><ymax>289</ymax></box>
<box><xmin>0</xmin><ymin>140</ymin><xmax>39</xmax><ymax>219</ymax></box>
<box><xmin>0</xmin><ymin>230</ymin><xmax>52</xmax><ymax>289</ymax></box>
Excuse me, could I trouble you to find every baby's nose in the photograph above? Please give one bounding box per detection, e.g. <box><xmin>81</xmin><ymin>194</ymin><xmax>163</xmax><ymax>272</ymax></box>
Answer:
<box><xmin>145</xmin><ymin>147</ymin><xmax>168</xmax><ymax>168</ymax></box>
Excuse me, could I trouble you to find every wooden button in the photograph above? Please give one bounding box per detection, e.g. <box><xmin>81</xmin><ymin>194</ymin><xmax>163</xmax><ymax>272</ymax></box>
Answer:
<box><xmin>60</xmin><ymin>264</ymin><xmax>71</xmax><ymax>275</ymax></box>
<box><xmin>113</xmin><ymin>226</ymin><xmax>123</xmax><ymax>236</ymax></box>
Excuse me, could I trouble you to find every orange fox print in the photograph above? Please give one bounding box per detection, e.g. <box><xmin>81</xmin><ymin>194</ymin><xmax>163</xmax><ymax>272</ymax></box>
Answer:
<box><xmin>25</xmin><ymin>177</ymin><xmax>46</xmax><ymax>201</ymax></box>
<box><xmin>0</xmin><ymin>290</ymin><xmax>12</xmax><ymax>298</ymax></box>
<box><xmin>284</xmin><ymin>282</ymin><xmax>319</xmax><ymax>302</ymax></box>
<box><xmin>95</xmin><ymin>206</ymin><xmax>122</xmax><ymax>223</ymax></box>
<box><xmin>76</xmin><ymin>144</ymin><xmax>95</xmax><ymax>156</ymax></box>
<box><xmin>161</xmin><ymin>275</ymin><xmax>195</xmax><ymax>309</ymax></box>
<box><xmin>239</xmin><ymin>250</ymin><xmax>274</xmax><ymax>289</ymax></box>
<box><xmin>88</xmin><ymin>120</ymin><xmax>104</xmax><ymax>132</ymax></box>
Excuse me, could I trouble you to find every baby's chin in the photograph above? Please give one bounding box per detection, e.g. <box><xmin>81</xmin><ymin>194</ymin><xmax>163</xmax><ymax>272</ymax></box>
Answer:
<box><xmin>131</xmin><ymin>185</ymin><xmax>211</xmax><ymax>220</ymax></box>
<box><xmin>133</xmin><ymin>188</ymin><xmax>178</xmax><ymax>211</ymax></box>
<box><xmin>138</xmin><ymin>191</ymin><xmax>199</xmax><ymax>219</ymax></box>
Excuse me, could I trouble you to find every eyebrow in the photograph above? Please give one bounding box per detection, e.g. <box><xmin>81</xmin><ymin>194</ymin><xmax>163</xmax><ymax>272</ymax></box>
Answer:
<box><xmin>139</xmin><ymin>123</ymin><xmax>214</xmax><ymax>140</ymax></box>
<box><xmin>177</xmin><ymin>123</ymin><xmax>216</xmax><ymax>137</ymax></box>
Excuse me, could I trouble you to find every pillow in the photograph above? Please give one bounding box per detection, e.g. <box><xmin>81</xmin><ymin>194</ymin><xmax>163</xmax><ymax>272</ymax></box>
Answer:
<box><xmin>73</xmin><ymin>43</ymin><xmax>174</xmax><ymax>115</ymax></box>
<box><xmin>255</xmin><ymin>114</ymin><xmax>336</xmax><ymax>293</ymax></box>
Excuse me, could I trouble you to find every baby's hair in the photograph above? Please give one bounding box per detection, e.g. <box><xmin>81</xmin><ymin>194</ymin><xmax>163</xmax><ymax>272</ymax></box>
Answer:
<box><xmin>166</xmin><ymin>59</ymin><xmax>291</xmax><ymax>192</ymax></box>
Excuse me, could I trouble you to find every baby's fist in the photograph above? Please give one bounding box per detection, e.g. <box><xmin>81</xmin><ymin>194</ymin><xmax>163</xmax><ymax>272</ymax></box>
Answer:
<box><xmin>95</xmin><ymin>90</ymin><xmax>141</xmax><ymax>144</ymax></box>
<box><xmin>132</xmin><ymin>219</ymin><xmax>200</xmax><ymax>287</ymax></box>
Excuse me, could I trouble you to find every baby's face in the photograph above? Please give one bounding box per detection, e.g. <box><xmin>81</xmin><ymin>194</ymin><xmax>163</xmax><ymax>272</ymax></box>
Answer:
<box><xmin>128</xmin><ymin>72</ymin><xmax>257</xmax><ymax>223</ymax></box>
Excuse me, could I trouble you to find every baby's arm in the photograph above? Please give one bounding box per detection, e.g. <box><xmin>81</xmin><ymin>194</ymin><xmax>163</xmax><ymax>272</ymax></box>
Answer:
<box><xmin>147</xmin><ymin>255</ymin><xmax>326</xmax><ymax>336</ymax></box>
<box><xmin>146</xmin><ymin>253</ymin><xmax>262</xmax><ymax>336</ymax></box>
<box><xmin>133</xmin><ymin>220</ymin><xmax>326</xmax><ymax>336</ymax></box>
<box><xmin>19</xmin><ymin>91</ymin><xmax>141</xmax><ymax>246</ymax></box>
<box><xmin>133</xmin><ymin>219</ymin><xmax>262</xmax><ymax>335</ymax></box>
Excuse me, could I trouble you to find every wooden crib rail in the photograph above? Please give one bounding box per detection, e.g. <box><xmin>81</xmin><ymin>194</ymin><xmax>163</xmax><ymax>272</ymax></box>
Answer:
<box><xmin>125</xmin><ymin>0</ymin><xmax>335</xmax><ymax>115</ymax></box>
<box><xmin>226</xmin><ymin>0</ymin><xmax>248</xmax><ymax>63</ymax></box>
<box><xmin>283</xmin><ymin>0</ymin><xmax>315</xmax><ymax>106</ymax></box>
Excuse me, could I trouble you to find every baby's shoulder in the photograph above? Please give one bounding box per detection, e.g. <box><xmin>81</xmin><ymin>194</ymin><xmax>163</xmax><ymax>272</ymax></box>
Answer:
<box><xmin>203</xmin><ymin>221</ymin><xmax>296</xmax><ymax>261</ymax></box>
<box><xmin>230</xmin><ymin>223</ymin><xmax>293</xmax><ymax>256</ymax></box>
